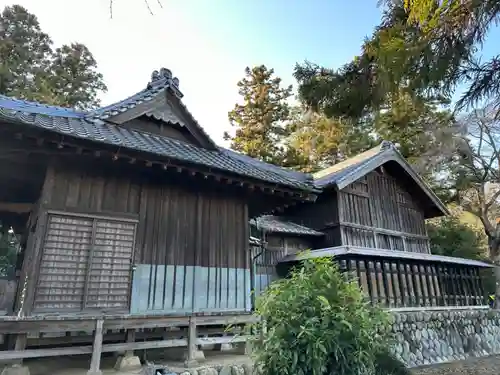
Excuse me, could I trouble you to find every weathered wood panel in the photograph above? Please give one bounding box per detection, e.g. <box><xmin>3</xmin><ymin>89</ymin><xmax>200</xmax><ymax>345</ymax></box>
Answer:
<box><xmin>338</xmin><ymin>171</ymin><xmax>430</xmax><ymax>253</ymax></box>
<box><xmin>86</xmin><ymin>219</ymin><xmax>136</xmax><ymax>310</ymax></box>
<box><xmin>285</xmin><ymin>191</ymin><xmax>339</xmax><ymax>230</ymax></box>
<box><xmin>33</xmin><ymin>213</ymin><xmax>136</xmax><ymax>313</ymax></box>
<box><xmin>266</xmin><ymin>234</ymin><xmax>314</xmax><ymax>255</ymax></box>
<box><xmin>121</xmin><ymin>118</ymin><xmax>197</xmax><ymax>145</ymax></box>
<box><xmin>32</xmin><ymin>161</ymin><xmax>250</xmax><ymax>315</ymax></box>
<box><xmin>34</xmin><ymin>214</ymin><xmax>93</xmax><ymax>311</ymax></box>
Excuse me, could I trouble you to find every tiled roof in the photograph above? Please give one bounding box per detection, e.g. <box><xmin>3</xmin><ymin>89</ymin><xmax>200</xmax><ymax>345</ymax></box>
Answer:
<box><xmin>86</xmin><ymin>68</ymin><xmax>218</xmax><ymax>150</ymax></box>
<box><xmin>250</xmin><ymin>215</ymin><xmax>324</xmax><ymax>236</ymax></box>
<box><xmin>0</xmin><ymin>94</ymin><xmax>315</xmax><ymax>192</ymax></box>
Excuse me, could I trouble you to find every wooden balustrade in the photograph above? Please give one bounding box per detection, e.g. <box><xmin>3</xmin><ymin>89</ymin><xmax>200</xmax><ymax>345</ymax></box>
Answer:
<box><xmin>339</xmin><ymin>256</ymin><xmax>488</xmax><ymax>308</ymax></box>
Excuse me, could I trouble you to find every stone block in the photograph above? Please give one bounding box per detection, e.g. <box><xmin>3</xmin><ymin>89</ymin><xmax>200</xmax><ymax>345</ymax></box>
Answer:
<box><xmin>0</xmin><ymin>365</ymin><xmax>30</xmax><ymax>375</ymax></box>
<box><xmin>114</xmin><ymin>354</ymin><xmax>142</xmax><ymax>370</ymax></box>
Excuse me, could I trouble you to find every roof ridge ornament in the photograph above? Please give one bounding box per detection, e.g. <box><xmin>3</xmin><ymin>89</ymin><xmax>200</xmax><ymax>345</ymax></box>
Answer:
<box><xmin>148</xmin><ymin>67</ymin><xmax>183</xmax><ymax>98</ymax></box>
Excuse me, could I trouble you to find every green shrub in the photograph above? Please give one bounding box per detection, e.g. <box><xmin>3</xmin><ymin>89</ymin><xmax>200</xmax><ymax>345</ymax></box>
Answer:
<box><xmin>248</xmin><ymin>256</ymin><xmax>402</xmax><ymax>375</ymax></box>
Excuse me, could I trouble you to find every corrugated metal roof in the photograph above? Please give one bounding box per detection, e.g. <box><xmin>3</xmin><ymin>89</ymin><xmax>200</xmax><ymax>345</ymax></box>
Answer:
<box><xmin>312</xmin><ymin>141</ymin><xmax>449</xmax><ymax>217</ymax></box>
<box><xmin>0</xmin><ymin>94</ymin><xmax>315</xmax><ymax>192</ymax></box>
<box><xmin>313</xmin><ymin>142</ymin><xmax>389</xmax><ymax>188</ymax></box>
<box><xmin>250</xmin><ymin>215</ymin><xmax>324</xmax><ymax>236</ymax></box>
<box><xmin>279</xmin><ymin>246</ymin><xmax>494</xmax><ymax>268</ymax></box>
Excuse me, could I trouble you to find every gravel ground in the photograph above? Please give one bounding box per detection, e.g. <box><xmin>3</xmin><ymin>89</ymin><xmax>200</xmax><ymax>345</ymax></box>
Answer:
<box><xmin>3</xmin><ymin>353</ymin><xmax>500</xmax><ymax>375</ymax></box>
<box><xmin>412</xmin><ymin>355</ymin><xmax>500</xmax><ymax>375</ymax></box>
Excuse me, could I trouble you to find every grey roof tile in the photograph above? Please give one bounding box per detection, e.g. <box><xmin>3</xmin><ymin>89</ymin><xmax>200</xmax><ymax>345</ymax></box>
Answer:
<box><xmin>0</xmin><ymin>94</ymin><xmax>315</xmax><ymax>191</ymax></box>
<box><xmin>87</xmin><ymin>68</ymin><xmax>218</xmax><ymax>149</ymax></box>
<box><xmin>250</xmin><ymin>215</ymin><xmax>324</xmax><ymax>236</ymax></box>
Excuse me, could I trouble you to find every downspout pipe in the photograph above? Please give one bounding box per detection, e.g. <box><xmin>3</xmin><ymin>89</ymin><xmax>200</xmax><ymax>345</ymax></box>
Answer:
<box><xmin>249</xmin><ymin>220</ymin><xmax>267</xmax><ymax>312</ymax></box>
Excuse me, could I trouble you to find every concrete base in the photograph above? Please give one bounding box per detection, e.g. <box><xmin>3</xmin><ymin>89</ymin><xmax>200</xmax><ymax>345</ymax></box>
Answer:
<box><xmin>0</xmin><ymin>365</ymin><xmax>30</xmax><ymax>375</ymax></box>
<box><xmin>114</xmin><ymin>355</ymin><xmax>142</xmax><ymax>371</ymax></box>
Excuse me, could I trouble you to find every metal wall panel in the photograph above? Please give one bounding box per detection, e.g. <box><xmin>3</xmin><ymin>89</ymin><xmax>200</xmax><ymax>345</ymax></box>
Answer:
<box><xmin>130</xmin><ymin>264</ymin><xmax>251</xmax><ymax>314</ymax></box>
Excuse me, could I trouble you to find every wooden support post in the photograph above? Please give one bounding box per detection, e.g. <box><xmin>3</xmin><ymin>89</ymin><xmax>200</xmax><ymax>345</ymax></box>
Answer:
<box><xmin>396</xmin><ymin>260</ymin><xmax>406</xmax><ymax>307</ymax></box>
<box><xmin>403</xmin><ymin>263</ymin><xmax>414</xmax><ymax>306</ymax></box>
<box><xmin>390</xmin><ymin>262</ymin><xmax>400</xmax><ymax>307</ymax></box>
<box><xmin>374</xmin><ymin>261</ymin><xmax>383</xmax><ymax>304</ymax></box>
<box><xmin>418</xmin><ymin>264</ymin><xmax>429</xmax><ymax>307</ymax></box>
<box><xmin>364</xmin><ymin>260</ymin><xmax>375</xmax><ymax>305</ymax></box>
<box><xmin>410</xmin><ymin>263</ymin><xmax>421</xmax><ymax>307</ymax></box>
<box><xmin>185</xmin><ymin>316</ymin><xmax>198</xmax><ymax>368</ymax></box>
<box><xmin>12</xmin><ymin>334</ymin><xmax>27</xmax><ymax>366</ymax></box>
<box><xmin>87</xmin><ymin>319</ymin><xmax>104</xmax><ymax>375</ymax></box>
<box><xmin>380</xmin><ymin>261</ymin><xmax>390</xmax><ymax>307</ymax></box>
<box><xmin>424</xmin><ymin>265</ymin><xmax>435</xmax><ymax>306</ymax></box>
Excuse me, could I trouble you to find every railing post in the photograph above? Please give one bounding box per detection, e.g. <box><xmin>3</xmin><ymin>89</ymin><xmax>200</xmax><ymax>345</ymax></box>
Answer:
<box><xmin>185</xmin><ymin>316</ymin><xmax>198</xmax><ymax>368</ymax></box>
<box><xmin>87</xmin><ymin>319</ymin><xmax>104</xmax><ymax>375</ymax></box>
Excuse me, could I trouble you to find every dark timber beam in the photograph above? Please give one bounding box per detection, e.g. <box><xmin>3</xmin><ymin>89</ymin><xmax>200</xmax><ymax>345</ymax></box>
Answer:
<box><xmin>0</xmin><ymin>202</ymin><xmax>34</xmax><ymax>214</ymax></box>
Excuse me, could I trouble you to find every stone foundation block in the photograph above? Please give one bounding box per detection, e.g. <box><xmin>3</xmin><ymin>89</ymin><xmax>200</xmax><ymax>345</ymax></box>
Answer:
<box><xmin>114</xmin><ymin>354</ymin><xmax>142</xmax><ymax>370</ymax></box>
<box><xmin>1</xmin><ymin>365</ymin><xmax>30</xmax><ymax>375</ymax></box>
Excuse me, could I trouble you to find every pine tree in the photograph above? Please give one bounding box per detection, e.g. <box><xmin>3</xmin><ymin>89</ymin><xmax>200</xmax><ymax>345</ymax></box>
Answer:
<box><xmin>0</xmin><ymin>5</ymin><xmax>106</xmax><ymax>109</ymax></box>
<box><xmin>224</xmin><ymin>65</ymin><xmax>293</xmax><ymax>165</ymax></box>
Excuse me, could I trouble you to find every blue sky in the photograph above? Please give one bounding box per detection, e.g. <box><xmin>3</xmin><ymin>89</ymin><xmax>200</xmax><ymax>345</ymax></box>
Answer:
<box><xmin>1</xmin><ymin>0</ymin><xmax>497</xmax><ymax>143</ymax></box>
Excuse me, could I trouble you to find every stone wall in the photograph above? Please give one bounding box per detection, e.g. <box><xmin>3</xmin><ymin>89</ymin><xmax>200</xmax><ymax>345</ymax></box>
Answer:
<box><xmin>390</xmin><ymin>309</ymin><xmax>500</xmax><ymax>368</ymax></box>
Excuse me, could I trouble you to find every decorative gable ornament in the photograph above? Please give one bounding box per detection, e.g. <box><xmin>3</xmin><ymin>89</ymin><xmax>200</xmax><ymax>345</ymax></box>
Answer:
<box><xmin>148</xmin><ymin>67</ymin><xmax>183</xmax><ymax>99</ymax></box>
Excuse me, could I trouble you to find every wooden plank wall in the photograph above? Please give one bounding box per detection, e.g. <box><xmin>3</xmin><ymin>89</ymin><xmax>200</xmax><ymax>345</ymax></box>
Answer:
<box><xmin>338</xmin><ymin>171</ymin><xmax>429</xmax><ymax>253</ymax></box>
<box><xmin>251</xmin><ymin>234</ymin><xmax>314</xmax><ymax>298</ymax></box>
<box><xmin>27</xmin><ymin>161</ymin><xmax>250</xmax><ymax>315</ymax></box>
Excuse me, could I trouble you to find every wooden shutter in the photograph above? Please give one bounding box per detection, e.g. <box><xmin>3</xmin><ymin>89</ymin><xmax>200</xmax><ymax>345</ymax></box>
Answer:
<box><xmin>84</xmin><ymin>219</ymin><xmax>136</xmax><ymax>310</ymax></box>
<box><xmin>33</xmin><ymin>212</ymin><xmax>136</xmax><ymax>313</ymax></box>
<box><xmin>34</xmin><ymin>214</ymin><xmax>93</xmax><ymax>311</ymax></box>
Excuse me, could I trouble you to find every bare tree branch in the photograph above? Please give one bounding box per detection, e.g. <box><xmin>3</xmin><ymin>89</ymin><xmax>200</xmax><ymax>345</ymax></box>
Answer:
<box><xmin>108</xmin><ymin>0</ymin><xmax>162</xmax><ymax>17</ymax></box>
<box><xmin>143</xmin><ymin>0</ymin><xmax>154</xmax><ymax>15</ymax></box>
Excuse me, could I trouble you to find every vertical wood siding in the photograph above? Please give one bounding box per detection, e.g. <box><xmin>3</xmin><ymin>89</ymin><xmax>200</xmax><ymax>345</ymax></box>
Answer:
<box><xmin>338</xmin><ymin>171</ymin><xmax>430</xmax><ymax>253</ymax></box>
<box><xmin>33</xmin><ymin>162</ymin><xmax>250</xmax><ymax>315</ymax></box>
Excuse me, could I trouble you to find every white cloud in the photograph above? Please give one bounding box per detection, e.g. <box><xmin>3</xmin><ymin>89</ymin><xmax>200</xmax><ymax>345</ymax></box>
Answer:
<box><xmin>1</xmin><ymin>0</ymin><xmax>246</xmax><ymax>145</ymax></box>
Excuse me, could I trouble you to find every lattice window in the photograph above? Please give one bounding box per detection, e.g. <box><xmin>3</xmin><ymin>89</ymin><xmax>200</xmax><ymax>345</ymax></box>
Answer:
<box><xmin>33</xmin><ymin>212</ymin><xmax>137</xmax><ymax>312</ymax></box>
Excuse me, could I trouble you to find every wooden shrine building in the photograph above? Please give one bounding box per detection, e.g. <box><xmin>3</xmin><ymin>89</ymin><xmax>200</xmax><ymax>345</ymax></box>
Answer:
<box><xmin>0</xmin><ymin>67</ymin><xmax>493</xmax><ymax>373</ymax></box>
<box><xmin>0</xmin><ymin>68</ymin><xmax>319</xmax><ymax>371</ymax></box>
<box><xmin>257</xmin><ymin>142</ymin><xmax>493</xmax><ymax>309</ymax></box>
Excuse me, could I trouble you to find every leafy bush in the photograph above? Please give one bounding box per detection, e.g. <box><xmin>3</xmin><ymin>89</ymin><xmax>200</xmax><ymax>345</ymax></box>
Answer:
<box><xmin>248</xmin><ymin>257</ymin><xmax>405</xmax><ymax>375</ymax></box>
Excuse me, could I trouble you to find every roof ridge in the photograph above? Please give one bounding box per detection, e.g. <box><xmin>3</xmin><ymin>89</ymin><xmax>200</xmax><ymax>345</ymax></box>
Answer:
<box><xmin>312</xmin><ymin>141</ymin><xmax>388</xmax><ymax>180</ymax></box>
<box><xmin>0</xmin><ymin>94</ymin><xmax>87</xmax><ymax>118</ymax></box>
<box><xmin>85</xmin><ymin>67</ymin><xmax>218</xmax><ymax>149</ymax></box>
